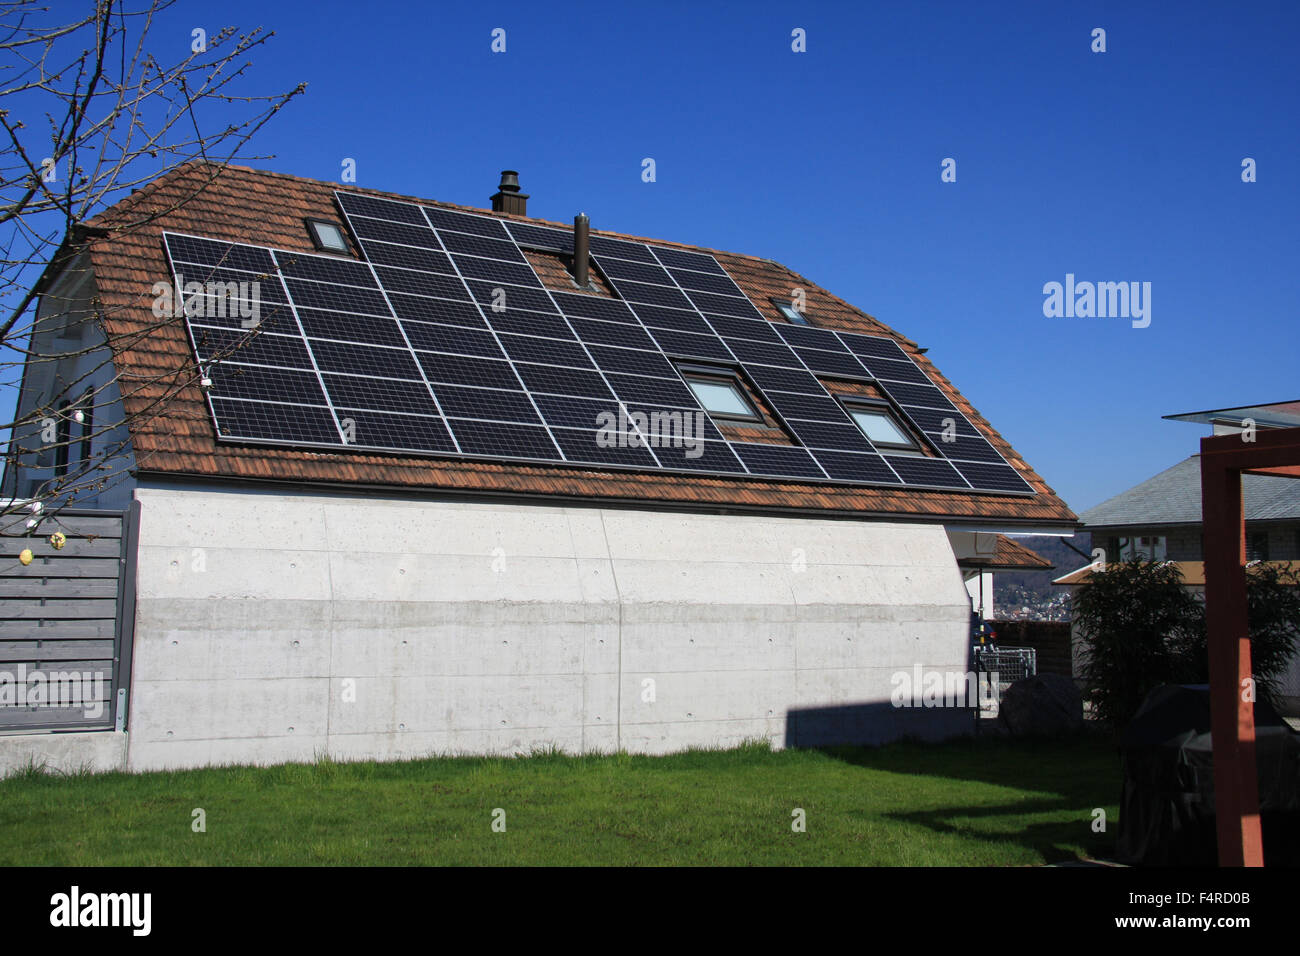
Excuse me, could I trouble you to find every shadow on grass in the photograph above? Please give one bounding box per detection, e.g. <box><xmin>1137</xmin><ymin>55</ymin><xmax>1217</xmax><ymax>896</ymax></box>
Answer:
<box><xmin>787</xmin><ymin>700</ymin><xmax>1121</xmax><ymax>861</ymax></box>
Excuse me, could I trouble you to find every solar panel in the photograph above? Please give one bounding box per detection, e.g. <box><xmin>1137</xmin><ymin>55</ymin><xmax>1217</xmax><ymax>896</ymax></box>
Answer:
<box><xmin>161</xmin><ymin>206</ymin><xmax>1035</xmax><ymax>495</ymax></box>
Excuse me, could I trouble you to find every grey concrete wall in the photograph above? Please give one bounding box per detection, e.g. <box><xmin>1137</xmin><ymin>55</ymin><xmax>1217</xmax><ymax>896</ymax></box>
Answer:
<box><xmin>0</xmin><ymin>731</ymin><xmax>127</xmax><ymax>776</ymax></box>
<box><xmin>125</xmin><ymin>483</ymin><xmax>974</xmax><ymax>771</ymax></box>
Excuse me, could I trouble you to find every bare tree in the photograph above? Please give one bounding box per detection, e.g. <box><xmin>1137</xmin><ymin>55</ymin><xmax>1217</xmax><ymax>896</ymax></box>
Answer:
<box><xmin>0</xmin><ymin>0</ymin><xmax>304</xmax><ymax>531</ymax></box>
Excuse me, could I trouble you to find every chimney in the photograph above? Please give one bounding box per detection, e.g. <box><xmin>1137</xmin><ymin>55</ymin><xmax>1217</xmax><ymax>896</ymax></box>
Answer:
<box><xmin>490</xmin><ymin>170</ymin><xmax>528</xmax><ymax>215</ymax></box>
<box><xmin>573</xmin><ymin>213</ymin><xmax>590</xmax><ymax>288</ymax></box>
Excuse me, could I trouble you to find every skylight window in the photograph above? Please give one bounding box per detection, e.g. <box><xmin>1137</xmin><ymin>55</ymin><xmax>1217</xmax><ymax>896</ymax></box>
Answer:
<box><xmin>843</xmin><ymin>401</ymin><xmax>919</xmax><ymax>451</ymax></box>
<box><xmin>681</xmin><ymin>368</ymin><xmax>761</xmax><ymax>422</ymax></box>
<box><xmin>306</xmin><ymin>219</ymin><xmax>350</xmax><ymax>253</ymax></box>
<box><xmin>772</xmin><ymin>298</ymin><xmax>810</xmax><ymax>325</ymax></box>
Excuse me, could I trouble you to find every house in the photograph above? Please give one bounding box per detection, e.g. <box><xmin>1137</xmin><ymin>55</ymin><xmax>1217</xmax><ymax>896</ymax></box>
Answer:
<box><xmin>1081</xmin><ymin>402</ymin><xmax>1300</xmax><ymax>565</ymax></box>
<box><xmin>1058</xmin><ymin>401</ymin><xmax>1300</xmax><ymax>714</ymax></box>
<box><xmin>956</xmin><ymin>533</ymin><xmax>1054</xmax><ymax>620</ymax></box>
<box><xmin>0</xmin><ymin>164</ymin><xmax>1076</xmax><ymax>772</ymax></box>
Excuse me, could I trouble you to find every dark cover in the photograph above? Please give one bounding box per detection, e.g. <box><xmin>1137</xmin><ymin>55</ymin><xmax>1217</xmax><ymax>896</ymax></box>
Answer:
<box><xmin>1116</xmin><ymin>684</ymin><xmax>1300</xmax><ymax>865</ymax></box>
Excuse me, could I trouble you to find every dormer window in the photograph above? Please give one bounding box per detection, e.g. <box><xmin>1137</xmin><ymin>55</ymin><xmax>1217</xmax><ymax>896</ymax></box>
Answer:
<box><xmin>306</xmin><ymin>219</ymin><xmax>350</xmax><ymax>254</ymax></box>
<box><xmin>680</xmin><ymin>366</ymin><xmax>762</xmax><ymax>422</ymax></box>
<box><xmin>842</xmin><ymin>399</ymin><xmax>921</xmax><ymax>452</ymax></box>
<box><xmin>772</xmin><ymin>298</ymin><xmax>810</xmax><ymax>325</ymax></box>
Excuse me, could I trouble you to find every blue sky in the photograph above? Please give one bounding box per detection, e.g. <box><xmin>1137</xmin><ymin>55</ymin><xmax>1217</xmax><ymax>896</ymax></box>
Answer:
<box><xmin>19</xmin><ymin>0</ymin><xmax>1300</xmax><ymax>513</ymax></box>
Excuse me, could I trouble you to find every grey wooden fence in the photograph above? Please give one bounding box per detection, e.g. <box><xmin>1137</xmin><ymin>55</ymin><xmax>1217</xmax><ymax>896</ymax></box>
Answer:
<box><xmin>0</xmin><ymin>503</ymin><xmax>139</xmax><ymax>732</ymax></box>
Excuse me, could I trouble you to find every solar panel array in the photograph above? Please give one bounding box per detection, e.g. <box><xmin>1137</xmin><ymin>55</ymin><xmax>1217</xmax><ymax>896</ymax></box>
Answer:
<box><xmin>158</xmin><ymin>192</ymin><xmax>1033</xmax><ymax>494</ymax></box>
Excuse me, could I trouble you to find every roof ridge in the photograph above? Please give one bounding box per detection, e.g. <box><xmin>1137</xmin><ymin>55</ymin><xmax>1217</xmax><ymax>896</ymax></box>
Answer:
<box><xmin>206</xmin><ymin>163</ymin><xmax>799</xmax><ymax>267</ymax></box>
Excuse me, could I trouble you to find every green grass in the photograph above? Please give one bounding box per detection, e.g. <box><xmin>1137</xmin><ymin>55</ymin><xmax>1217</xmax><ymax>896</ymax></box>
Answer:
<box><xmin>0</xmin><ymin>735</ymin><xmax>1121</xmax><ymax>866</ymax></box>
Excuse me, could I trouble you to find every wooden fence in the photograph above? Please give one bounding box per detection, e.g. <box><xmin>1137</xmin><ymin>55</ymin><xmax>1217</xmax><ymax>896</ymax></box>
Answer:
<box><xmin>0</xmin><ymin>504</ymin><xmax>139</xmax><ymax>732</ymax></box>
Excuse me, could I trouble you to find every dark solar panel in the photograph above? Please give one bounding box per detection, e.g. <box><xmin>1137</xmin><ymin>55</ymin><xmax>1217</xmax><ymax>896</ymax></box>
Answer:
<box><xmin>484</xmin><ymin>311</ymin><xmax>576</xmax><ymax>340</ymax></box>
<box><xmin>686</xmin><ymin>290</ymin><xmax>765</xmax><ymax>319</ymax></box>
<box><xmin>702</xmin><ymin>314</ymin><xmax>782</xmax><ymax>342</ymax></box>
<box><xmin>567</xmin><ymin>317</ymin><xmax>658</xmax><ymax>350</ymax></box>
<box><xmin>731</xmin><ymin>443</ymin><xmax>826</xmax><ymax>479</ymax></box>
<box><xmin>337</xmin><ymin>192</ymin><xmax>427</xmax><ymax>225</ymax></box>
<box><xmin>587</xmin><ymin>345</ymin><xmax>678</xmax><ymax>378</ymax></box>
<box><xmin>549</xmin><ymin>428</ymin><xmax>660</xmax><ymax>468</ymax></box>
<box><xmin>630</xmin><ymin>303</ymin><xmax>716</xmax><ymax>336</ymax></box>
<box><xmin>386</xmin><ymin>294</ymin><xmax>487</xmax><ymax>328</ymax></box>
<box><xmin>609</xmin><ymin>279</ymin><xmax>694</xmax><ymax>311</ymax></box>
<box><xmin>651</xmin><ymin>247</ymin><xmax>726</xmax><ymax>274</ymax></box>
<box><xmin>417</xmin><ymin>352</ymin><xmax>521</xmax><ymax>391</ymax></box>
<box><xmin>337</xmin><ymin>409</ymin><xmax>456</xmax><ymax>453</ymax></box>
<box><xmin>322</xmin><ymin>374</ymin><xmax>436</xmax><ymax>416</ymax></box>
<box><xmin>452</xmin><ymin>255</ymin><xmax>541</xmax><ymax>288</ymax></box>
<box><xmin>438</xmin><ymin>231</ymin><xmax>525</xmax><ymax>262</ymax></box>
<box><xmin>211</xmin><ymin>398</ymin><xmax>340</xmax><ymax>443</ymax></box>
<box><xmin>883</xmin><ymin>455</ymin><xmax>970</xmax><ymax>489</ymax></box>
<box><xmin>463</xmin><ymin>280</ymin><xmax>557</xmax><ymax>314</ymax></box>
<box><xmin>597</xmin><ymin>258</ymin><xmax>674</xmax><ymax>286</ymax></box>
<box><xmin>668</xmin><ymin>268</ymin><xmax>743</xmax><ymax>296</ymax></box>
<box><xmin>552</xmin><ymin>293</ymin><xmax>639</xmax><ymax>324</ymax></box>
<box><xmin>859</xmin><ymin>356</ymin><xmax>932</xmax><ymax>385</ymax></box>
<box><xmin>400</xmin><ymin>321</ymin><xmax>504</xmax><ymax>358</ymax></box>
<box><xmin>588</xmin><ymin>235</ymin><xmax>656</xmax><ymax>262</ymax></box>
<box><xmin>498</xmin><ymin>334</ymin><xmax>594</xmax><ymax>369</ymax></box>
<box><xmin>308</xmin><ymin>339</ymin><xmax>422</xmax><ymax>380</ymax></box>
<box><xmin>647</xmin><ymin>328</ymin><xmax>735</xmax><ymax>362</ymax></box>
<box><xmin>191</xmin><ymin>327</ymin><xmax>314</xmax><ymax>370</ymax></box>
<box><xmin>431</xmin><ymin>384</ymin><xmax>542</xmax><ymax>424</ymax></box>
<box><xmin>814</xmin><ymin>451</ymin><xmax>903</xmax><ymax>484</ymax></box>
<box><xmin>166</xmin><ymin>234</ymin><xmax>275</xmax><ymax>273</ymax></box>
<box><xmin>164</xmin><ymin>206</ymin><xmax>1034</xmax><ymax>495</ymax></box>
<box><xmin>447</xmin><ymin>418</ymin><xmax>559</xmax><ymax>458</ymax></box>
<box><xmin>724</xmin><ymin>338</ymin><xmax>805</xmax><ymax>369</ymax></box>
<box><xmin>505</xmin><ymin>222</ymin><xmax>573</xmax><ymax>252</ymax></box>
<box><xmin>360</xmin><ymin>240</ymin><xmax>456</xmax><ymax>274</ymax></box>
<box><xmin>422</xmin><ymin>206</ymin><xmax>509</xmax><ymax>239</ymax></box>
<box><xmin>793</xmin><ymin>347</ymin><xmax>871</xmax><ymax>379</ymax></box>
<box><xmin>347</xmin><ymin>216</ymin><xmax>441</xmax><ymax>249</ymax></box>
<box><xmin>372</xmin><ymin>267</ymin><xmax>465</xmax><ymax>302</ymax></box>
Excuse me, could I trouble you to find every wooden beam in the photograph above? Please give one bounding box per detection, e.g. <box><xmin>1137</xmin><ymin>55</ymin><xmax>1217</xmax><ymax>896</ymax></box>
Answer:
<box><xmin>1200</xmin><ymin>455</ymin><xmax>1264</xmax><ymax>866</ymax></box>
<box><xmin>1243</xmin><ymin>464</ymin><xmax>1300</xmax><ymax>478</ymax></box>
<box><xmin>1200</xmin><ymin>428</ymin><xmax>1300</xmax><ymax>471</ymax></box>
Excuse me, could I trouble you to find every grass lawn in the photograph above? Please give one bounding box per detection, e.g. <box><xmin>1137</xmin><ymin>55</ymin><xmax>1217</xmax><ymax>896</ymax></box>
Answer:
<box><xmin>0</xmin><ymin>735</ymin><xmax>1121</xmax><ymax>866</ymax></box>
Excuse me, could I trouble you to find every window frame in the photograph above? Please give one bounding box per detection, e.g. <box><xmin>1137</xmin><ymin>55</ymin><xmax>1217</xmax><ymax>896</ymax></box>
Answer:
<box><xmin>770</xmin><ymin>297</ymin><xmax>810</xmax><ymax>326</ymax></box>
<box><xmin>304</xmin><ymin>218</ymin><xmax>351</xmax><ymax>255</ymax></box>
<box><xmin>76</xmin><ymin>388</ymin><xmax>94</xmax><ymax>466</ymax></box>
<box><xmin>838</xmin><ymin>396</ymin><xmax>926</xmax><ymax>453</ymax></box>
<box><xmin>1246</xmin><ymin>530</ymin><xmax>1270</xmax><ymax>562</ymax></box>
<box><xmin>678</xmin><ymin>364</ymin><xmax>764</xmax><ymax>423</ymax></box>
<box><xmin>53</xmin><ymin>400</ymin><xmax>71</xmax><ymax>478</ymax></box>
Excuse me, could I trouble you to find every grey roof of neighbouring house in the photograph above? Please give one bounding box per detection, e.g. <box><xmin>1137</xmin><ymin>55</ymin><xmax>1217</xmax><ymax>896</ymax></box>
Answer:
<box><xmin>1080</xmin><ymin>455</ymin><xmax>1300</xmax><ymax>529</ymax></box>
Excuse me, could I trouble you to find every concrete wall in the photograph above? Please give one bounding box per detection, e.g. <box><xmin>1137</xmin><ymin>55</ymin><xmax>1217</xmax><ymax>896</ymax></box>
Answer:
<box><xmin>0</xmin><ymin>731</ymin><xmax>127</xmax><ymax>777</ymax></box>
<box><xmin>124</xmin><ymin>483</ymin><xmax>975</xmax><ymax>771</ymax></box>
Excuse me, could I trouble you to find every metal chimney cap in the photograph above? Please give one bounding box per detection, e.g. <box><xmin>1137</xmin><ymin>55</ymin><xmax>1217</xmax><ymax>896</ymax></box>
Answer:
<box><xmin>497</xmin><ymin>170</ymin><xmax>521</xmax><ymax>193</ymax></box>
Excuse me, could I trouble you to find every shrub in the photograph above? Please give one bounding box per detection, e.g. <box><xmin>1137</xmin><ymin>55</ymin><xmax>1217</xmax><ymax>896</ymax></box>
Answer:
<box><xmin>1074</xmin><ymin>560</ymin><xmax>1300</xmax><ymax>729</ymax></box>
<box><xmin>1073</xmin><ymin>560</ymin><xmax>1204</xmax><ymax>728</ymax></box>
<box><xmin>1177</xmin><ymin>563</ymin><xmax>1300</xmax><ymax>706</ymax></box>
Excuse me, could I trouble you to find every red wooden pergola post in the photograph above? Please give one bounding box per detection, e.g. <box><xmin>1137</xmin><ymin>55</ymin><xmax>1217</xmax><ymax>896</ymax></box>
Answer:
<box><xmin>1199</xmin><ymin>426</ymin><xmax>1300</xmax><ymax>867</ymax></box>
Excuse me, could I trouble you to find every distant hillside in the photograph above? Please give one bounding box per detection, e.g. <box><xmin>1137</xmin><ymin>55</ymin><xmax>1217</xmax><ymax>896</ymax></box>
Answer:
<box><xmin>993</xmin><ymin>533</ymin><xmax>1093</xmax><ymax>621</ymax></box>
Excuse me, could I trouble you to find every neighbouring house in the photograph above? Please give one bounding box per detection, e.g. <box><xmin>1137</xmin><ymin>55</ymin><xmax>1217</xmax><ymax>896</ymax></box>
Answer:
<box><xmin>1082</xmin><ymin>402</ymin><xmax>1300</xmax><ymax>565</ymax></box>
<box><xmin>1058</xmin><ymin>401</ymin><xmax>1300</xmax><ymax>714</ymax></box>
<box><xmin>1</xmin><ymin>163</ymin><xmax>1076</xmax><ymax>772</ymax></box>
<box><xmin>956</xmin><ymin>533</ymin><xmax>1054</xmax><ymax>620</ymax></box>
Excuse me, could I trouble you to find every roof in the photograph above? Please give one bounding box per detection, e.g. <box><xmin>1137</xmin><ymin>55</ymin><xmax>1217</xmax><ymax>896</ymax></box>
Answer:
<box><xmin>74</xmin><ymin>162</ymin><xmax>1075</xmax><ymax>525</ymax></box>
<box><xmin>1054</xmin><ymin>560</ymin><xmax>1300</xmax><ymax>587</ymax></box>
<box><xmin>957</xmin><ymin>534</ymin><xmax>1053</xmax><ymax>570</ymax></box>
<box><xmin>1164</xmin><ymin>400</ymin><xmax>1300</xmax><ymax>429</ymax></box>
<box><xmin>1080</xmin><ymin>456</ymin><xmax>1300</xmax><ymax>529</ymax></box>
